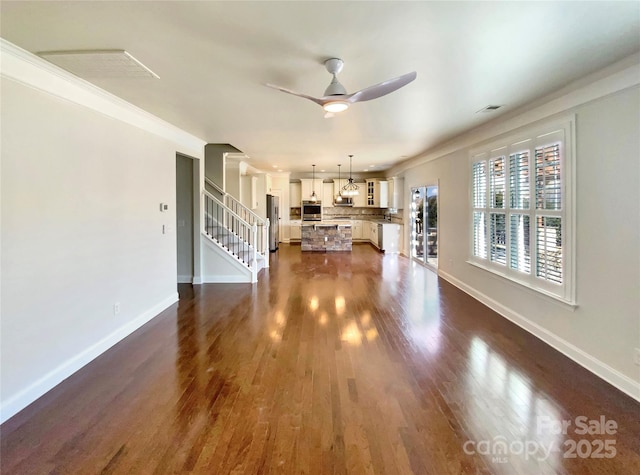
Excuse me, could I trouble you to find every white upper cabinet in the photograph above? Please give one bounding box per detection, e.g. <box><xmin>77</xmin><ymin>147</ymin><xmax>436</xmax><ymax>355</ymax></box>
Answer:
<box><xmin>353</xmin><ymin>183</ymin><xmax>367</xmax><ymax>207</ymax></box>
<box><xmin>333</xmin><ymin>179</ymin><xmax>346</xmax><ymax>204</ymax></box>
<box><xmin>290</xmin><ymin>182</ymin><xmax>301</xmax><ymax>207</ymax></box>
<box><xmin>388</xmin><ymin>176</ymin><xmax>404</xmax><ymax>210</ymax></box>
<box><xmin>323</xmin><ymin>182</ymin><xmax>334</xmax><ymax>207</ymax></box>
<box><xmin>366</xmin><ymin>179</ymin><xmax>389</xmax><ymax>207</ymax></box>
<box><xmin>379</xmin><ymin>181</ymin><xmax>389</xmax><ymax>208</ymax></box>
<box><xmin>293</xmin><ymin>178</ymin><xmax>394</xmax><ymax>208</ymax></box>
<box><xmin>300</xmin><ymin>179</ymin><xmax>323</xmax><ymax>202</ymax></box>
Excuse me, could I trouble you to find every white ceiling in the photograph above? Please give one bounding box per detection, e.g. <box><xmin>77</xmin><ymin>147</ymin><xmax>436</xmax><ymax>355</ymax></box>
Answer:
<box><xmin>2</xmin><ymin>1</ymin><xmax>639</xmax><ymax>173</ymax></box>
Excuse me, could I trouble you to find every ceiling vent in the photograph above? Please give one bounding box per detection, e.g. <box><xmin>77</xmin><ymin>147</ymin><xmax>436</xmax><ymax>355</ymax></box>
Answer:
<box><xmin>476</xmin><ymin>105</ymin><xmax>503</xmax><ymax>113</ymax></box>
<box><xmin>38</xmin><ymin>50</ymin><xmax>159</xmax><ymax>79</ymax></box>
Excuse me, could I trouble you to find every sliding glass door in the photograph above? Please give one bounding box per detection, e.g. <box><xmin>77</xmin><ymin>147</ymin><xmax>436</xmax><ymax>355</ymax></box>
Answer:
<box><xmin>411</xmin><ymin>185</ymin><xmax>438</xmax><ymax>268</ymax></box>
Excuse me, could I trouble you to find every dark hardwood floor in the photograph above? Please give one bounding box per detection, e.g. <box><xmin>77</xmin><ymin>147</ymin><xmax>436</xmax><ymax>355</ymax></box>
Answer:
<box><xmin>2</xmin><ymin>244</ymin><xmax>639</xmax><ymax>474</ymax></box>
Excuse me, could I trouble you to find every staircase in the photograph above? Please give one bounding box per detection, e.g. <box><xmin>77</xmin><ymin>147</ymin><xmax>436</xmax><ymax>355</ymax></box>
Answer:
<box><xmin>202</xmin><ymin>178</ymin><xmax>269</xmax><ymax>283</ymax></box>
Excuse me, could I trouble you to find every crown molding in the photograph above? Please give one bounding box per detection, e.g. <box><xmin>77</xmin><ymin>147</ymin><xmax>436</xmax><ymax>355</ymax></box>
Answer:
<box><xmin>0</xmin><ymin>38</ymin><xmax>206</xmax><ymax>159</ymax></box>
<box><xmin>390</xmin><ymin>52</ymin><xmax>640</xmax><ymax>176</ymax></box>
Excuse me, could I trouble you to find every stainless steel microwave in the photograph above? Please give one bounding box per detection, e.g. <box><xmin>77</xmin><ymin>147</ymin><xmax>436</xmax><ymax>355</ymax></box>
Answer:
<box><xmin>302</xmin><ymin>201</ymin><xmax>322</xmax><ymax>221</ymax></box>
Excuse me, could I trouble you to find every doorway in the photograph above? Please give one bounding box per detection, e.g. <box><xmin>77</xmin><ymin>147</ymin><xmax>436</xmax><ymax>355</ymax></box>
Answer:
<box><xmin>270</xmin><ymin>188</ymin><xmax>282</xmax><ymax>247</ymax></box>
<box><xmin>176</xmin><ymin>154</ymin><xmax>195</xmax><ymax>283</ymax></box>
<box><xmin>411</xmin><ymin>184</ymin><xmax>438</xmax><ymax>269</ymax></box>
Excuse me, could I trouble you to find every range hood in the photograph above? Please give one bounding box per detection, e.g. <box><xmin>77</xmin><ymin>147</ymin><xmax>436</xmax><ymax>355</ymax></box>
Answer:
<box><xmin>334</xmin><ymin>197</ymin><xmax>353</xmax><ymax>206</ymax></box>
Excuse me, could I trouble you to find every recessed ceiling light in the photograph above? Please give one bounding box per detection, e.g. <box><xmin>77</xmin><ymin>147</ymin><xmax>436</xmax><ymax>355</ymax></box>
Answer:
<box><xmin>38</xmin><ymin>50</ymin><xmax>159</xmax><ymax>79</ymax></box>
<box><xmin>272</xmin><ymin>165</ymin><xmax>278</xmax><ymax>168</ymax></box>
<box><xmin>370</xmin><ymin>165</ymin><xmax>375</xmax><ymax>167</ymax></box>
<box><xmin>363</xmin><ymin>169</ymin><xmax>369</xmax><ymax>172</ymax></box>
<box><xmin>278</xmin><ymin>169</ymin><xmax>283</xmax><ymax>172</ymax></box>
<box><xmin>321</xmin><ymin>169</ymin><xmax>325</xmax><ymax>172</ymax></box>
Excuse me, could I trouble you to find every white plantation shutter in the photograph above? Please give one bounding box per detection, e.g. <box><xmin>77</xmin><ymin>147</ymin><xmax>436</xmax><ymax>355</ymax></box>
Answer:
<box><xmin>534</xmin><ymin>142</ymin><xmax>563</xmax><ymax>285</ymax></box>
<box><xmin>490</xmin><ymin>156</ymin><xmax>506</xmax><ymax>208</ymax></box>
<box><xmin>490</xmin><ymin>213</ymin><xmax>506</xmax><ymax>265</ymax></box>
<box><xmin>536</xmin><ymin>216</ymin><xmax>562</xmax><ymax>284</ymax></box>
<box><xmin>535</xmin><ymin>143</ymin><xmax>561</xmax><ymax>210</ymax></box>
<box><xmin>473</xmin><ymin>212</ymin><xmax>486</xmax><ymax>258</ymax></box>
<box><xmin>509</xmin><ymin>214</ymin><xmax>530</xmax><ymax>273</ymax></box>
<box><xmin>472</xmin><ymin>160</ymin><xmax>487</xmax><ymax>258</ymax></box>
<box><xmin>469</xmin><ymin>121</ymin><xmax>573</xmax><ymax>303</ymax></box>
<box><xmin>472</xmin><ymin>161</ymin><xmax>487</xmax><ymax>208</ymax></box>
<box><xmin>509</xmin><ymin>151</ymin><xmax>530</xmax><ymax>209</ymax></box>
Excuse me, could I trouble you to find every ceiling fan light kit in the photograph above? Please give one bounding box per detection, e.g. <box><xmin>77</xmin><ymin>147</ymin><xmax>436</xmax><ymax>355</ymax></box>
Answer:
<box><xmin>323</xmin><ymin>101</ymin><xmax>349</xmax><ymax>113</ymax></box>
<box><xmin>266</xmin><ymin>58</ymin><xmax>416</xmax><ymax>117</ymax></box>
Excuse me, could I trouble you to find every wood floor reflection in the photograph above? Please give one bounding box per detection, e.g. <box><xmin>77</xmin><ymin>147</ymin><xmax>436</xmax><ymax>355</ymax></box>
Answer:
<box><xmin>2</xmin><ymin>244</ymin><xmax>639</xmax><ymax>474</ymax></box>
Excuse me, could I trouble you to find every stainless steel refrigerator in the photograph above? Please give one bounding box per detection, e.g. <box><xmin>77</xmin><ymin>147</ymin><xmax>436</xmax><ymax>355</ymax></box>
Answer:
<box><xmin>266</xmin><ymin>194</ymin><xmax>279</xmax><ymax>251</ymax></box>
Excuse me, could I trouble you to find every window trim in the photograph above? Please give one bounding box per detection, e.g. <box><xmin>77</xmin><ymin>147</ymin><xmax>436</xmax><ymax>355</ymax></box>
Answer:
<box><xmin>468</xmin><ymin>116</ymin><xmax>576</xmax><ymax>305</ymax></box>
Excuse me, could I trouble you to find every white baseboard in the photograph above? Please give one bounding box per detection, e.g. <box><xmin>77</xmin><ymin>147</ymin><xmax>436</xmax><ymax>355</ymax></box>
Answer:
<box><xmin>192</xmin><ymin>276</ymin><xmax>203</xmax><ymax>285</ymax></box>
<box><xmin>200</xmin><ymin>275</ymin><xmax>252</xmax><ymax>283</ymax></box>
<box><xmin>0</xmin><ymin>293</ymin><xmax>179</xmax><ymax>424</ymax></box>
<box><xmin>437</xmin><ymin>270</ymin><xmax>640</xmax><ymax>402</ymax></box>
<box><xmin>177</xmin><ymin>275</ymin><xmax>193</xmax><ymax>284</ymax></box>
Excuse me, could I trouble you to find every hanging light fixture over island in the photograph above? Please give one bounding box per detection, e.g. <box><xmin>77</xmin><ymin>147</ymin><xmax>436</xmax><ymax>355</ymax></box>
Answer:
<box><xmin>335</xmin><ymin>164</ymin><xmax>343</xmax><ymax>203</ymax></box>
<box><xmin>341</xmin><ymin>154</ymin><xmax>359</xmax><ymax>196</ymax></box>
<box><xmin>310</xmin><ymin>164</ymin><xmax>318</xmax><ymax>202</ymax></box>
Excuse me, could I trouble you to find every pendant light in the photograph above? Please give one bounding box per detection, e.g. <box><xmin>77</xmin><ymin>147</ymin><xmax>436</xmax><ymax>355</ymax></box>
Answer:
<box><xmin>336</xmin><ymin>164</ymin><xmax>343</xmax><ymax>202</ymax></box>
<box><xmin>310</xmin><ymin>164</ymin><xmax>318</xmax><ymax>202</ymax></box>
<box><xmin>341</xmin><ymin>154</ymin><xmax>359</xmax><ymax>196</ymax></box>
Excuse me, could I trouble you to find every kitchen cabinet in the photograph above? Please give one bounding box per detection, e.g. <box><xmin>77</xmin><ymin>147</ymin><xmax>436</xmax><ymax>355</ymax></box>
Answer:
<box><xmin>351</xmin><ymin>220</ymin><xmax>363</xmax><ymax>240</ymax></box>
<box><xmin>290</xmin><ymin>220</ymin><xmax>301</xmax><ymax>240</ymax></box>
<box><xmin>361</xmin><ymin>221</ymin><xmax>402</xmax><ymax>252</ymax></box>
<box><xmin>380</xmin><ymin>223</ymin><xmax>403</xmax><ymax>253</ymax></box>
<box><xmin>370</xmin><ymin>222</ymin><xmax>379</xmax><ymax>248</ymax></box>
<box><xmin>290</xmin><ymin>182</ymin><xmax>301</xmax><ymax>207</ymax></box>
<box><xmin>366</xmin><ymin>179</ymin><xmax>389</xmax><ymax>208</ymax></box>
<box><xmin>387</xmin><ymin>177</ymin><xmax>404</xmax><ymax>210</ymax></box>
<box><xmin>353</xmin><ymin>186</ymin><xmax>367</xmax><ymax>207</ymax></box>
<box><xmin>323</xmin><ymin>182</ymin><xmax>335</xmax><ymax>207</ymax></box>
<box><xmin>362</xmin><ymin>220</ymin><xmax>371</xmax><ymax>240</ymax></box>
<box><xmin>265</xmin><ymin>174</ymin><xmax>273</xmax><ymax>194</ymax></box>
<box><xmin>300</xmin><ymin>179</ymin><xmax>323</xmax><ymax>202</ymax></box>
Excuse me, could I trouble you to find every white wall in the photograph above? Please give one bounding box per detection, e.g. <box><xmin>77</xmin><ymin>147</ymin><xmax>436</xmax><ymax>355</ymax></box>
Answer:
<box><xmin>201</xmin><ymin>237</ymin><xmax>253</xmax><ymax>283</ymax></box>
<box><xmin>399</xmin><ymin>81</ymin><xmax>640</xmax><ymax>399</ymax></box>
<box><xmin>225</xmin><ymin>163</ymin><xmax>241</xmax><ymax>201</ymax></box>
<box><xmin>0</xmin><ymin>41</ymin><xmax>206</xmax><ymax>421</ymax></box>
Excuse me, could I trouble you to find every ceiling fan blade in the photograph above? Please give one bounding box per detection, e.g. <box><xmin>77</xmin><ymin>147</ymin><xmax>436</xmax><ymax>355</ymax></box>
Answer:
<box><xmin>346</xmin><ymin>71</ymin><xmax>417</xmax><ymax>103</ymax></box>
<box><xmin>265</xmin><ymin>83</ymin><xmax>324</xmax><ymax>106</ymax></box>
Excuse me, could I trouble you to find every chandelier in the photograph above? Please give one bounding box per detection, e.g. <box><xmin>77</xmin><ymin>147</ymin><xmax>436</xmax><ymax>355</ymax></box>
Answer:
<box><xmin>341</xmin><ymin>154</ymin><xmax>359</xmax><ymax>196</ymax></box>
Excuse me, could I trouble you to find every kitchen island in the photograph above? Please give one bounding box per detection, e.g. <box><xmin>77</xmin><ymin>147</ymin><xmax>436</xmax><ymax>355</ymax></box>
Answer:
<box><xmin>301</xmin><ymin>221</ymin><xmax>352</xmax><ymax>252</ymax></box>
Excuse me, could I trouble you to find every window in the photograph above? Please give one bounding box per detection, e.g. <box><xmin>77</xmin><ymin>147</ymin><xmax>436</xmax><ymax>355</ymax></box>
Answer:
<box><xmin>469</xmin><ymin>119</ymin><xmax>574</xmax><ymax>304</ymax></box>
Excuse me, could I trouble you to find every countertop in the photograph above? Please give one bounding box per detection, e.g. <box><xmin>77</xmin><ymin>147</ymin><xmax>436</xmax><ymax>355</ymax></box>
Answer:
<box><xmin>301</xmin><ymin>220</ymin><xmax>352</xmax><ymax>226</ymax></box>
<box><xmin>294</xmin><ymin>219</ymin><xmax>401</xmax><ymax>225</ymax></box>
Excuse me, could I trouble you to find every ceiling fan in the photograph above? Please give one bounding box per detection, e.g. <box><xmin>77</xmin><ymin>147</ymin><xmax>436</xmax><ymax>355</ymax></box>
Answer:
<box><xmin>266</xmin><ymin>58</ymin><xmax>417</xmax><ymax>118</ymax></box>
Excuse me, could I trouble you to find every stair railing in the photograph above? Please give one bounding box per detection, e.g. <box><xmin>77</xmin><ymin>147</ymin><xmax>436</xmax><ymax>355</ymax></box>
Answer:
<box><xmin>205</xmin><ymin>177</ymin><xmax>270</xmax><ymax>264</ymax></box>
<box><xmin>203</xmin><ymin>189</ymin><xmax>261</xmax><ymax>281</ymax></box>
